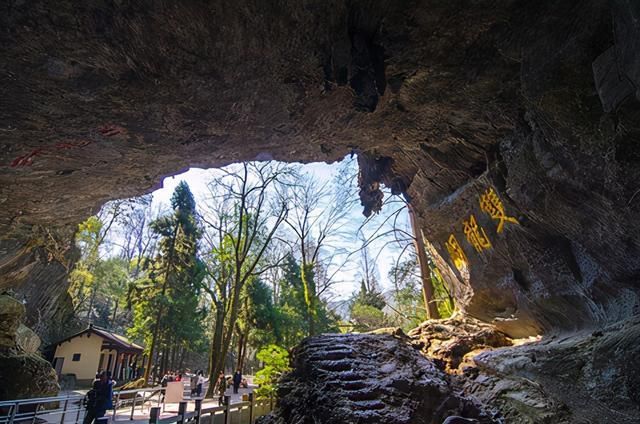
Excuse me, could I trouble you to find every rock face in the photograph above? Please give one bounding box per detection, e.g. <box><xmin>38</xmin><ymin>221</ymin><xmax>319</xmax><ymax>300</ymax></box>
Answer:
<box><xmin>258</xmin><ymin>333</ymin><xmax>497</xmax><ymax>424</ymax></box>
<box><xmin>0</xmin><ymin>295</ymin><xmax>26</xmax><ymax>348</ymax></box>
<box><xmin>457</xmin><ymin>316</ymin><xmax>640</xmax><ymax>424</ymax></box>
<box><xmin>0</xmin><ymin>234</ymin><xmax>79</xmax><ymax>345</ymax></box>
<box><xmin>407</xmin><ymin>315</ymin><xmax>512</xmax><ymax>373</ymax></box>
<box><xmin>1</xmin><ymin>0</ymin><xmax>640</xmax><ymax>339</ymax></box>
<box><xmin>16</xmin><ymin>324</ymin><xmax>41</xmax><ymax>354</ymax></box>
<box><xmin>0</xmin><ymin>353</ymin><xmax>59</xmax><ymax>401</ymax></box>
<box><xmin>262</xmin><ymin>319</ymin><xmax>640</xmax><ymax>423</ymax></box>
<box><xmin>0</xmin><ymin>295</ymin><xmax>59</xmax><ymax>400</ymax></box>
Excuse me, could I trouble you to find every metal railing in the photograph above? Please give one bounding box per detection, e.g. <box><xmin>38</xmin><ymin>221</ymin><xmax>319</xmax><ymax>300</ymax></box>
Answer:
<box><xmin>0</xmin><ymin>387</ymin><xmax>163</xmax><ymax>424</ymax></box>
<box><xmin>149</xmin><ymin>395</ymin><xmax>273</xmax><ymax>424</ymax></box>
<box><xmin>0</xmin><ymin>390</ymin><xmax>272</xmax><ymax>424</ymax></box>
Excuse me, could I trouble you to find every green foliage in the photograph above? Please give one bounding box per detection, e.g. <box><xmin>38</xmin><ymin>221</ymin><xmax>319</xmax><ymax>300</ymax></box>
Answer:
<box><xmin>350</xmin><ymin>303</ymin><xmax>388</xmax><ymax>331</ymax></box>
<box><xmin>253</xmin><ymin>345</ymin><xmax>290</xmax><ymax>398</ymax></box>
<box><xmin>129</xmin><ymin>181</ymin><xmax>206</xmax><ymax>372</ymax></box>
<box><xmin>348</xmin><ymin>279</ymin><xmax>388</xmax><ymax>331</ymax></box>
<box><xmin>387</xmin><ymin>257</ymin><xmax>427</xmax><ymax>331</ymax></box>
<box><xmin>430</xmin><ymin>266</ymin><xmax>455</xmax><ymax>318</ymax></box>
<box><xmin>272</xmin><ymin>255</ymin><xmax>339</xmax><ymax>347</ymax></box>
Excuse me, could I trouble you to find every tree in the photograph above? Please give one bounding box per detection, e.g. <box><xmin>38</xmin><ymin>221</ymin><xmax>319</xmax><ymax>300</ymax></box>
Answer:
<box><xmin>130</xmin><ymin>181</ymin><xmax>204</xmax><ymax>383</ymax></box>
<box><xmin>349</xmin><ymin>279</ymin><xmax>388</xmax><ymax>331</ymax></box>
<box><xmin>253</xmin><ymin>345</ymin><xmax>290</xmax><ymax>398</ymax></box>
<box><xmin>234</xmin><ymin>278</ymin><xmax>278</xmax><ymax>373</ymax></box>
<box><xmin>387</xmin><ymin>256</ymin><xmax>428</xmax><ymax>331</ymax></box>
<box><xmin>200</xmin><ymin>162</ymin><xmax>289</xmax><ymax>396</ymax></box>
<box><xmin>407</xmin><ymin>204</ymin><xmax>440</xmax><ymax>319</ymax></box>
<box><xmin>282</xmin><ymin>165</ymin><xmax>356</xmax><ymax>336</ymax></box>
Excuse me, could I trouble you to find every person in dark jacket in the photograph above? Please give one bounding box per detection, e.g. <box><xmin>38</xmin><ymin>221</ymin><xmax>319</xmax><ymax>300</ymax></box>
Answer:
<box><xmin>83</xmin><ymin>371</ymin><xmax>111</xmax><ymax>424</ymax></box>
<box><xmin>232</xmin><ymin>370</ymin><xmax>242</xmax><ymax>394</ymax></box>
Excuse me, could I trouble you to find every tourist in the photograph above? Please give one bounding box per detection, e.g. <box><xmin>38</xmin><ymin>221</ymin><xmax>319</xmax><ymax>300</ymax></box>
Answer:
<box><xmin>160</xmin><ymin>372</ymin><xmax>170</xmax><ymax>403</ymax></box>
<box><xmin>190</xmin><ymin>372</ymin><xmax>198</xmax><ymax>396</ymax></box>
<box><xmin>232</xmin><ymin>370</ymin><xmax>242</xmax><ymax>394</ymax></box>
<box><xmin>175</xmin><ymin>373</ymin><xmax>182</xmax><ymax>382</ymax></box>
<box><xmin>217</xmin><ymin>371</ymin><xmax>226</xmax><ymax>406</ymax></box>
<box><xmin>196</xmin><ymin>370</ymin><xmax>205</xmax><ymax>397</ymax></box>
<box><xmin>83</xmin><ymin>371</ymin><xmax>110</xmax><ymax>424</ymax></box>
<box><xmin>105</xmin><ymin>371</ymin><xmax>115</xmax><ymax>411</ymax></box>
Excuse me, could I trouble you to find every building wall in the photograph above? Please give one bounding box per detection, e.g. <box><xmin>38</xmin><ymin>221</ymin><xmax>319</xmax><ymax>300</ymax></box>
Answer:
<box><xmin>54</xmin><ymin>333</ymin><xmax>103</xmax><ymax>381</ymax></box>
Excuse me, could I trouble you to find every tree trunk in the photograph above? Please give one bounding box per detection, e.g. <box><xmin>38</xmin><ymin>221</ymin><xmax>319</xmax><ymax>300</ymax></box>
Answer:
<box><xmin>111</xmin><ymin>299</ymin><xmax>119</xmax><ymax>328</ymax></box>
<box><xmin>238</xmin><ymin>331</ymin><xmax>249</xmax><ymax>373</ymax></box>
<box><xmin>408</xmin><ymin>204</ymin><xmax>440</xmax><ymax>320</ymax></box>
<box><xmin>300</xmin><ymin>264</ymin><xmax>316</xmax><ymax>335</ymax></box>
<box><xmin>178</xmin><ymin>346</ymin><xmax>186</xmax><ymax>371</ymax></box>
<box><xmin>236</xmin><ymin>328</ymin><xmax>244</xmax><ymax>372</ymax></box>
<box><xmin>206</xmin><ymin>301</ymin><xmax>226</xmax><ymax>397</ymax></box>
<box><xmin>170</xmin><ymin>337</ymin><xmax>177</xmax><ymax>370</ymax></box>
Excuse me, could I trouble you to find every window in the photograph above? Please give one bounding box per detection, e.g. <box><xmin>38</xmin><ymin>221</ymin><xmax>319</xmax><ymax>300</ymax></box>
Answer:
<box><xmin>72</xmin><ymin>353</ymin><xmax>81</xmax><ymax>361</ymax></box>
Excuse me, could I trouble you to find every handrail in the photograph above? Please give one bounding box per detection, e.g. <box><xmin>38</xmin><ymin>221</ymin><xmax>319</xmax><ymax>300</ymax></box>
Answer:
<box><xmin>1</xmin><ymin>390</ymin><xmax>273</xmax><ymax>424</ymax></box>
<box><xmin>0</xmin><ymin>387</ymin><xmax>163</xmax><ymax>408</ymax></box>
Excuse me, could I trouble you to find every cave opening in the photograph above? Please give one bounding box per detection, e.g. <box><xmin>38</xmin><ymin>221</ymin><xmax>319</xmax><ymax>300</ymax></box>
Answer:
<box><xmin>48</xmin><ymin>154</ymin><xmax>462</xmax><ymax>395</ymax></box>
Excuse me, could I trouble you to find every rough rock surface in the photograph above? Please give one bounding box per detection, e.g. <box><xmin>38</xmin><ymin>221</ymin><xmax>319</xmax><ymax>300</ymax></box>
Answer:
<box><xmin>0</xmin><ymin>235</ymin><xmax>79</xmax><ymax>345</ymax></box>
<box><xmin>0</xmin><ymin>295</ymin><xmax>59</xmax><ymax>400</ymax></box>
<box><xmin>1</xmin><ymin>0</ymin><xmax>640</xmax><ymax>340</ymax></box>
<box><xmin>407</xmin><ymin>315</ymin><xmax>512</xmax><ymax>373</ymax></box>
<box><xmin>258</xmin><ymin>333</ymin><xmax>497</xmax><ymax>424</ymax></box>
<box><xmin>459</xmin><ymin>316</ymin><xmax>640</xmax><ymax>424</ymax></box>
<box><xmin>0</xmin><ymin>295</ymin><xmax>25</xmax><ymax>348</ymax></box>
<box><xmin>0</xmin><ymin>353</ymin><xmax>59</xmax><ymax>401</ymax></box>
<box><xmin>16</xmin><ymin>323</ymin><xmax>41</xmax><ymax>354</ymax></box>
<box><xmin>1</xmin><ymin>0</ymin><xmax>640</xmax><ymax>416</ymax></box>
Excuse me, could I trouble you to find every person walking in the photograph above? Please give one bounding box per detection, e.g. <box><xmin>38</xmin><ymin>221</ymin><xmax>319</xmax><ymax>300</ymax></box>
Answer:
<box><xmin>190</xmin><ymin>372</ymin><xmax>198</xmax><ymax>397</ymax></box>
<box><xmin>196</xmin><ymin>370</ymin><xmax>205</xmax><ymax>397</ymax></box>
<box><xmin>217</xmin><ymin>371</ymin><xmax>226</xmax><ymax>406</ymax></box>
<box><xmin>83</xmin><ymin>371</ymin><xmax>111</xmax><ymax>424</ymax></box>
<box><xmin>232</xmin><ymin>370</ymin><xmax>242</xmax><ymax>395</ymax></box>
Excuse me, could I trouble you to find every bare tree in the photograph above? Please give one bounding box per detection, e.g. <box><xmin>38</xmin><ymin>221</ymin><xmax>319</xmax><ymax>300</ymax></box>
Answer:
<box><xmin>199</xmin><ymin>162</ymin><xmax>290</xmax><ymax>396</ymax></box>
<box><xmin>282</xmin><ymin>165</ymin><xmax>357</xmax><ymax>335</ymax></box>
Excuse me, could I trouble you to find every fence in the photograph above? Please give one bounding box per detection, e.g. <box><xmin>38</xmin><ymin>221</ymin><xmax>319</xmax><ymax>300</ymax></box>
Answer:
<box><xmin>0</xmin><ymin>389</ymin><xmax>272</xmax><ymax>424</ymax></box>
<box><xmin>149</xmin><ymin>395</ymin><xmax>272</xmax><ymax>424</ymax></box>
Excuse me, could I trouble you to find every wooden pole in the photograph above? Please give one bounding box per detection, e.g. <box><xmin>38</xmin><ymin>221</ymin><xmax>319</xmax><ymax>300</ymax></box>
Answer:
<box><xmin>149</xmin><ymin>407</ymin><xmax>160</xmax><ymax>424</ymax></box>
<box><xmin>408</xmin><ymin>204</ymin><xmax>440</xmax><ymax>319</ymax></box>
<box><xmin>248</xmin><ymin>393</ymin><xmax>254</xmax><ymax>424</ymax></box>
<box><xmin>194</xmin><ymin>399</ymin><xmax>202</xmax><ymax>424</ymax></box>
<box><xmin>223</xmin><ymin>396</ymin><xmax>231</xmax><ymax>424</ymax></box>
<box><xmin>177</xmin><ymin>401</ymin><xmax>187</xmax><ymax>424</ymax></box>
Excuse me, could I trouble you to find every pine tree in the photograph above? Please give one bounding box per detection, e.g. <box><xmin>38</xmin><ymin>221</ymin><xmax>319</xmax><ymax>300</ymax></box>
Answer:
<box><xmin>131</xmin><ymin>181</ymin><xmax>204</xmax><ymax>383</ymax></box>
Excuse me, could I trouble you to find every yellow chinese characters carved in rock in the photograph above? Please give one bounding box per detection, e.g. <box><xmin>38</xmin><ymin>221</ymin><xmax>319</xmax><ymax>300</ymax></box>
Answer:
<box><xmin>463</xmin><ymin>214</ymin><xmax>492</xmax><ymax>253</ymax></box>
<box><xmin>479</xmin><ymin>187</ymin><xmax>519</xmax><ymax>233</ymax></box>
<box><xmin>445</xmin><ymin>234</ymin><xmax>467</xmax><ymax>271</ymax></box>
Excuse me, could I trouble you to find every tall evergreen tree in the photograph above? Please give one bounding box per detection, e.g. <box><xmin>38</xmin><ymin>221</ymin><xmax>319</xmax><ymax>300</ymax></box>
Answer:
<box><xmin>130</xmin><ymin>181</ymin><xmax>204</xmax><ymax>382</ymax></box>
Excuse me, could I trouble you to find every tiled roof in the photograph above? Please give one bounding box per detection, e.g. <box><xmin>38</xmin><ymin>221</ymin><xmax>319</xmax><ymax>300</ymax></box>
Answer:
<box><xmin>53</xmin><ymin>325</ymin><xmax>144</xmax><ymax>352</ymax></box>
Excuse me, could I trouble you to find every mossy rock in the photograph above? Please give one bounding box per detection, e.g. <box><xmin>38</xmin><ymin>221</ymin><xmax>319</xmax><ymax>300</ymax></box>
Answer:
<box><xmin>0</xmin><ymin>295</ymin><xmax>26</xmax><ymax>349</ymax></box>
<box><xmin>0</xmin><ymin>352</ymin><xmax>59</xmax><ymax>400</ymax></box>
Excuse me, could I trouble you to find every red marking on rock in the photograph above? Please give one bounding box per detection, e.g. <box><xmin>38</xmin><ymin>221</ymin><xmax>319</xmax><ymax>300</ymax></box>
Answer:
<box><xmin>55</xmin><ymin>140</ymin><xmax>91</xmax><ymax>150</ymax></box>
<box><xmin>10</xmin><ymin>149</ymin><xmax>43</xmax><ymax>167</ymax></box>
<box><xmin>98</xmin><ymin>124</ymin><xmax>124</xmax><ymax>137</ymax></box>
<box><xmin>10</xmin><ymin>140</ymin><xmax>92</xmax><ymax>167</ymax></box>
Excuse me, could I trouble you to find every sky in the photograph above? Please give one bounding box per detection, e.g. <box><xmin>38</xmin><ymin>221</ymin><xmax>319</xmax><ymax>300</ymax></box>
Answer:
<box><xmin>150</xmin><ymin>157</ymin><xmax>412</xmax><ymax>301</ymax></box>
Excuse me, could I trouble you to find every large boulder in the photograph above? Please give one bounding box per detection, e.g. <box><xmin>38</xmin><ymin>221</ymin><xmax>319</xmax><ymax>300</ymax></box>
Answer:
<box><xmin>16</xmin><ymin>323</ymin><xmax>41</xmax><ymax>354</ymax></box>
<box><xmin>0</xmin><ymin>353</ymin><xmax>59</xmax><ymax>400</ymax></box>
<box><xmin>0</xmin><ymin>294</ymin><xmax>59</xmax><ymax>400</ymax></box>
<box><xmin>0</xmin><ymin>295</ymin><xmax>26</xmax><ymax>349</ymax></box>
<box><xmin>259</xmin><ymin>333</ymin><xmax>496</xmax><ymax>424</ymax></box>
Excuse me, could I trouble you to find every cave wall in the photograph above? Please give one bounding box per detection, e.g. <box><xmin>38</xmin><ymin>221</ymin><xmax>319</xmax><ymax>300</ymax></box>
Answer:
<box><xmin>1</xmin><ymin>0</ymin><xmax>639</xmax><ymax>338</ymax></box>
